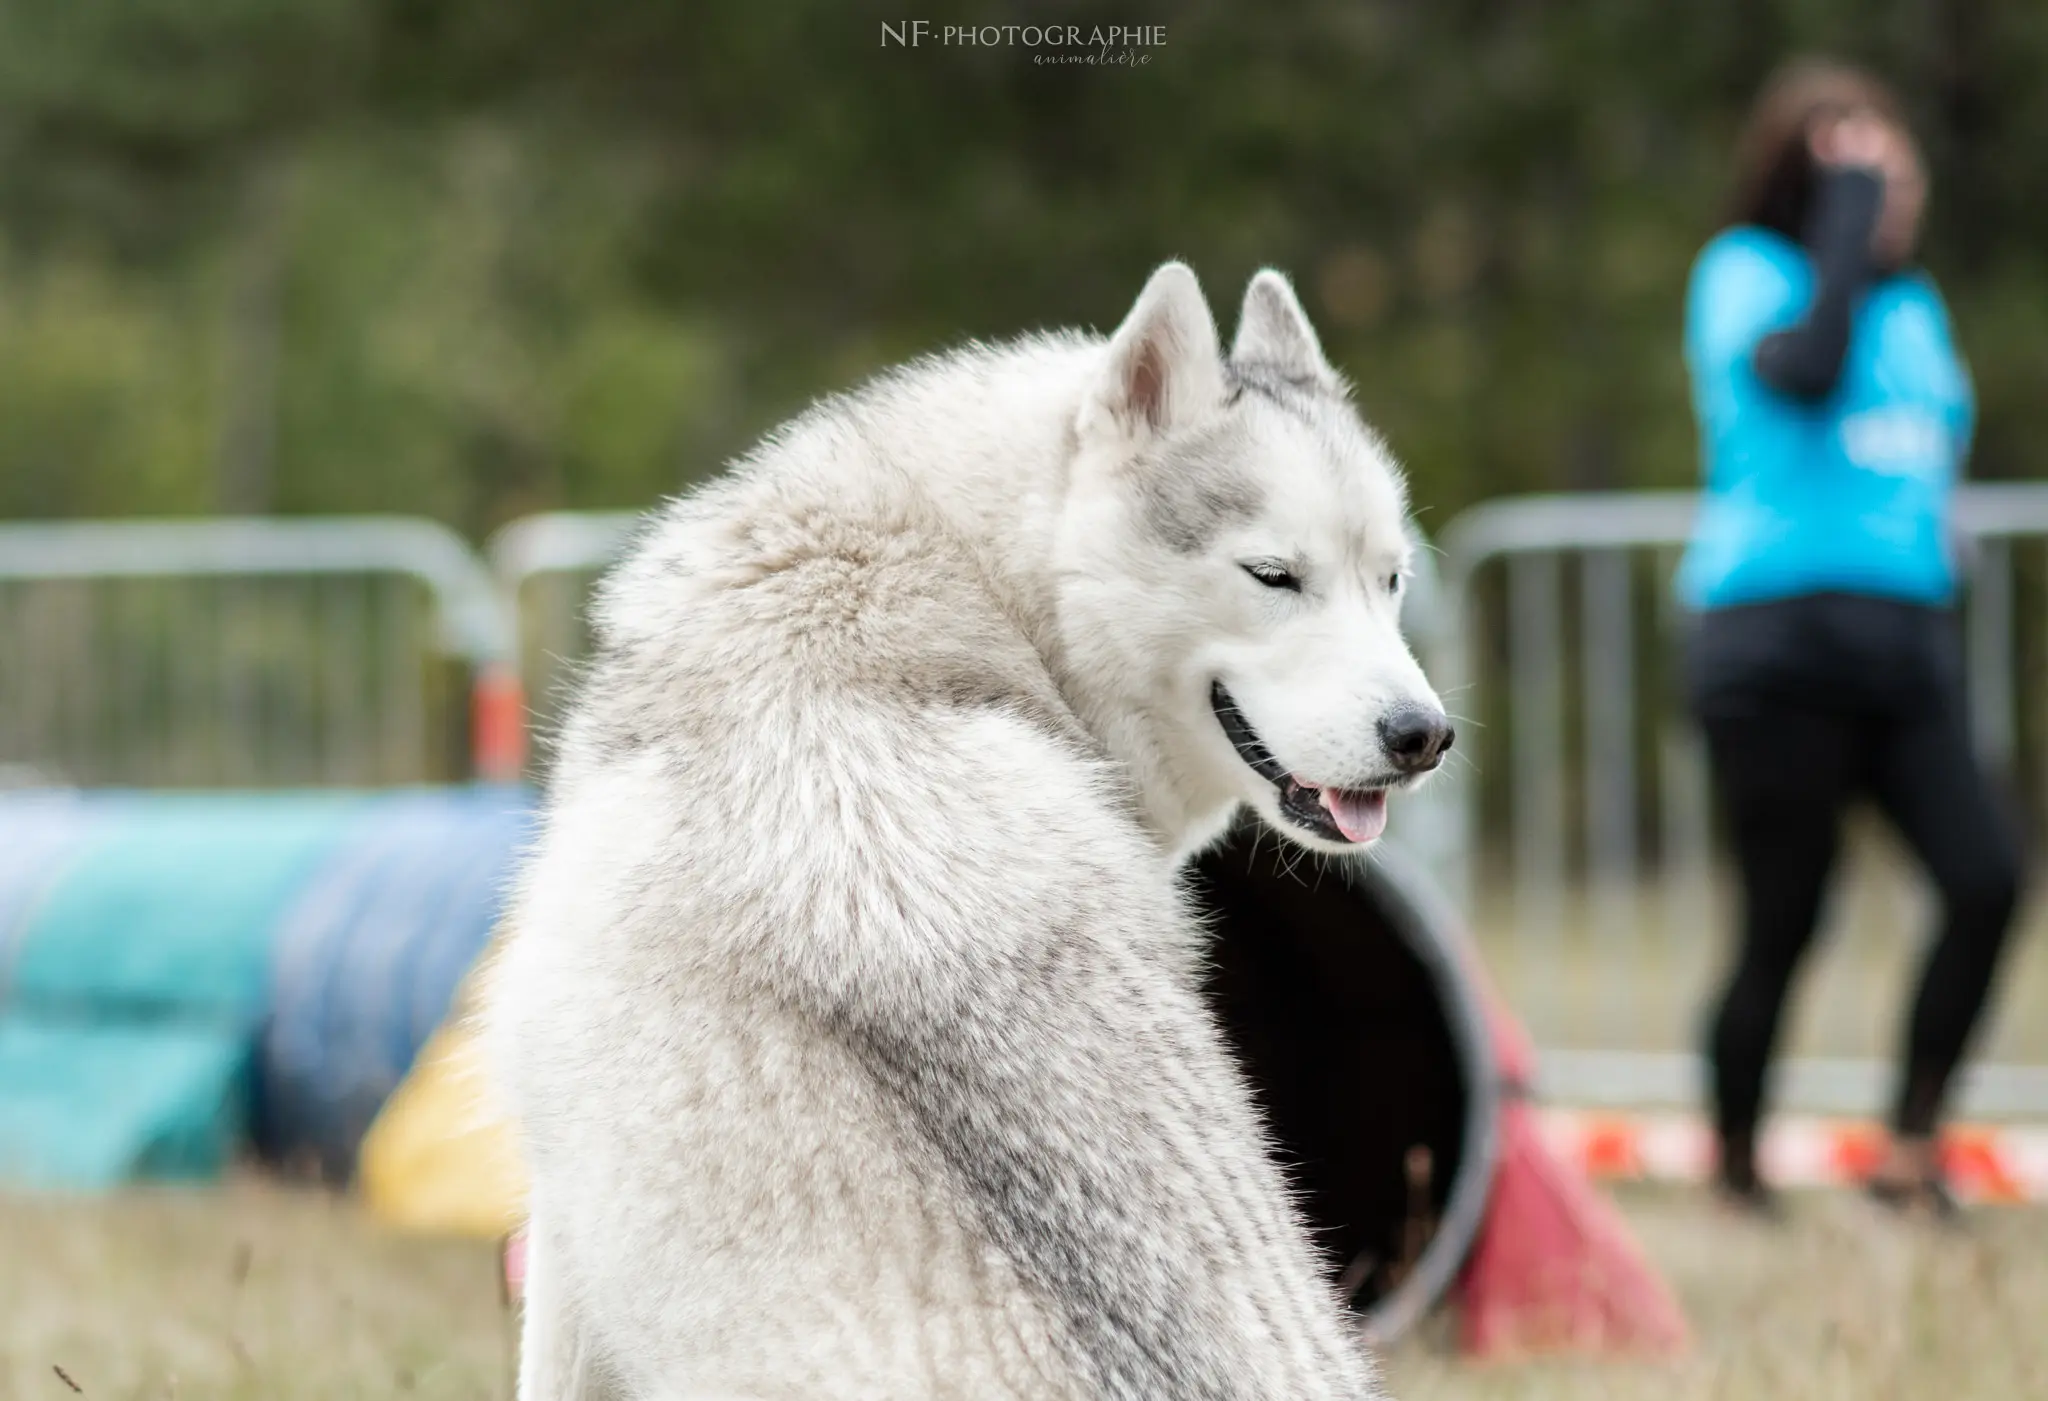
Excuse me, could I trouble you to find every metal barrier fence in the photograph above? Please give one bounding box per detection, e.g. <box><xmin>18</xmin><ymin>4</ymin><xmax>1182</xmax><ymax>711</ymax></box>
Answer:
<box><xmin>0</xmin><ymin>517</ymin><xmax>520</xmax><ymax>787</ymax></box>
<box><xmin>4</xmin><ymin>497</ymin><xmax>2044</xmax><ymax>1117</ymax></box>
<box><xmin>487</xmin><ymin>511</ymin><xmax>644</xmax><ymax>773</ymax></box>
<box><xmin>1429</xmin><ymin>485</ymin><xmax>2048</xmax><ymax>1118</ymax></box>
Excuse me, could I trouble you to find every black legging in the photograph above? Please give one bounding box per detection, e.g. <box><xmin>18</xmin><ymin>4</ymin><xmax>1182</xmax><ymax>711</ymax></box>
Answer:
<box><xmin>1688</xmin><ymin>595</ymin><xmax>2024</xmax><ymax>1168</ymax></box>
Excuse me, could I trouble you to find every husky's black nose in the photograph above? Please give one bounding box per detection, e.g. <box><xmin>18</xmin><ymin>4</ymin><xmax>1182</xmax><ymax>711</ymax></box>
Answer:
<box><xmin>1379</xmin><ymin>707</ymin><xmax>1455</xmax><ymax>773</ymax></box>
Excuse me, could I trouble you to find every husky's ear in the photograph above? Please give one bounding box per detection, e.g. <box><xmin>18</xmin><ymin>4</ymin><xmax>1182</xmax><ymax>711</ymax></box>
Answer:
<box><xmin>1084</xmin><ymin>262</ymin><xmax>1225</xmax><ymax>439</ymax></box>
<box><xmin>1231</xmin><ymin>269</ymin><xmax>1334</xmax><ymax>387</ymax></box>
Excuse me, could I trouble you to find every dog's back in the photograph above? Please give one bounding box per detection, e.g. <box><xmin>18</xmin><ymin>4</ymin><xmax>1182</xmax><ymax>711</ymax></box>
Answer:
<box><xmin>492</xmin><ymin>465</ymin><xmax>1113</xmax><ymax>1396</ymax></box>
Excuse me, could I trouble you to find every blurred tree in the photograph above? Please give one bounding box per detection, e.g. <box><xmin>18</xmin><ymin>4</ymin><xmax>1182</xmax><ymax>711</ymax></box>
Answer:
<box><xmin>0</xmin><ymin>0</ymin><xmax>2043</xmax><ymax>535</ymax></box>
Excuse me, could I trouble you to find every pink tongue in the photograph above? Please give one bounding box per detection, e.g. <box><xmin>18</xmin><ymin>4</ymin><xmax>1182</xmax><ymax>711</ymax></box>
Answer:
<box><xmin>1319</xmin><ymin>786</ymin><xmax>1388</xmax><ymax>843</ymax></box>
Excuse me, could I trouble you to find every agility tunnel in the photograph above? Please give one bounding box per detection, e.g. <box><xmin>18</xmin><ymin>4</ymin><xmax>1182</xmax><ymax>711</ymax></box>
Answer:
<box><xmin>1191</xmin><ymin>822</ymin><xmax>1685</xmax><ymax>1354</ymax></box>
<box><xmin>1191</xmin><ymin>821</ymin><xmax>1496</xmax><ymax>1342</ymax></box>
<box><xmin>0</xmin><ymin>786</ymin><xmax>530</xmax><ymax>1189</ymax></box>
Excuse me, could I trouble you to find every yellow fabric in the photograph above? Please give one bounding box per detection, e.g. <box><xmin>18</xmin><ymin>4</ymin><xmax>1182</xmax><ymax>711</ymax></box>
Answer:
<box><xmin>358</xmin><ymin>1020</ymin><xmax>527</xmax><ymax>1237</ymax></box>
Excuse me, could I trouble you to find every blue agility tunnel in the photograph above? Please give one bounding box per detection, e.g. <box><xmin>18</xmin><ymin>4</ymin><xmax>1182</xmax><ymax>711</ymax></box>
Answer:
<box><xmin>257</xmin><ymin>787</ymin><xmax>531</xmax><ymax>1181</ymax></box>
<box><xmin>0</xmin><ymin>786</ymin><xmax>531</xmax><ymax>1189</ymax></box>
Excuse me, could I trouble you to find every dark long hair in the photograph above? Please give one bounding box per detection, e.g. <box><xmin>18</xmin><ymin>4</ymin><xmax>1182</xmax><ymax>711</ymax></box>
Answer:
<box><xmin>1726</xmin><ymin>57</ymin><xmax>1909</xmax><ymax>240</ymax></box>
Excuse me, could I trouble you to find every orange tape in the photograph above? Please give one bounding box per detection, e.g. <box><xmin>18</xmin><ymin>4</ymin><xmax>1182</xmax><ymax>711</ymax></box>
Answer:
<box><xmin>1538</xmin><ymin>1109</ymin><xmax>2048</xmax><ymax>1203</ymax></box>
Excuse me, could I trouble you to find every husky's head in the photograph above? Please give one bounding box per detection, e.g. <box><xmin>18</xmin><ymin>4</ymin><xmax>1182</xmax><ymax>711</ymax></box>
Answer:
<box><xmin>1055</xmin><ymin>262</ymin><xmax>1450</xmax><ymax>855</ymax></box>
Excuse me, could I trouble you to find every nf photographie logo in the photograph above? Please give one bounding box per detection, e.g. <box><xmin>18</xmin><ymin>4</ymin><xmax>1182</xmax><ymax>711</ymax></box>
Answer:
<box><xmin>881</xmin><ymin>21</ymin><xmax>1166</xmax><ymax>67</ymax></box>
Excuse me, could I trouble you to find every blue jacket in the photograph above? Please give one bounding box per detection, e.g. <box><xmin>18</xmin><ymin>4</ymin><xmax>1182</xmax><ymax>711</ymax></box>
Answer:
<box><xmin>1676</xmin><ymin>226</ymin><xmax>1974</xmax><ymax>611</ymax></box>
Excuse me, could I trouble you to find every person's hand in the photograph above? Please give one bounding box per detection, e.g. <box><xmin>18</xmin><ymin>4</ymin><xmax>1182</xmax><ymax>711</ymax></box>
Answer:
<box><xmin>1808</xmin><ymin>110</ymin><xmax>1895</xmax><ymax>172</ymax></box>
<box><xmin>1808</xmin><ymin>110</ymin><xmax>1926</xmax><ymax>264</ymax></box>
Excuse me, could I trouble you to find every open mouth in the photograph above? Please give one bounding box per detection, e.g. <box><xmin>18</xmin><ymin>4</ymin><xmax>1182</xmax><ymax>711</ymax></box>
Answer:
<box><xmin>1209</xmin><ymin>681</ymin><xmax>1390</xmax><ymax>845</ymax></box>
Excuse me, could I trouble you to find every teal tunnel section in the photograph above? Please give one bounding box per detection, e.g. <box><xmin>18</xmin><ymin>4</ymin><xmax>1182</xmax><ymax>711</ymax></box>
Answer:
<box><xmin>0</xmin><ymin>787</ymin><xmax>531</xmax><ymax>1190</ymax></box>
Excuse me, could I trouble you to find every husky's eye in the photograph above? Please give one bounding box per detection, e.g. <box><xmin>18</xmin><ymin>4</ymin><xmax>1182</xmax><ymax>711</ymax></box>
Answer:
<box><xmin>1241</xmin><ymin>561</ymin><xmax>1301</xmax><ymax>592</ymax></box>
<box><xmin>1385</xmin><ymin>572</ymin><xmax>1404</xmax><ymax>594</ymax></box>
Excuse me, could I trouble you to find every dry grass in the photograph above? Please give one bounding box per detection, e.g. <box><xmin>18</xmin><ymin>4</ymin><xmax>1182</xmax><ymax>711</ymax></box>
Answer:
<box><xmin>1390</xmin><ymin>1188</ymin><xmax>2048</xmax><ymax>1401</ymax></box>
<box><xmin>3</xmin><ymin>1177</ymin><xmax>2045</xmax><ymax>1400</ymax></box>
<box><xmin>0</xmin><ymin>1174</ymin><xmax>512</xmax><ymax>1400</ymax></box>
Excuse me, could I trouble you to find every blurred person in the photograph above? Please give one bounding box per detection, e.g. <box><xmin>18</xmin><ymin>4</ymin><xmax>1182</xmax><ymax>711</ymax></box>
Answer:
<box><xmin>1676</xmin><ymin>58</ymin><xmax>2024</xmax><ymax>1220</ymax></box>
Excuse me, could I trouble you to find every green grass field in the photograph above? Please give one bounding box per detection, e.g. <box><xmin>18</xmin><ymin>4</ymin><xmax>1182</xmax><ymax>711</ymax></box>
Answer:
<box><xmin>4</xmin><ymin>1177</ymin><xmax>2044</xmax><ymax>1401</ymax></box>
